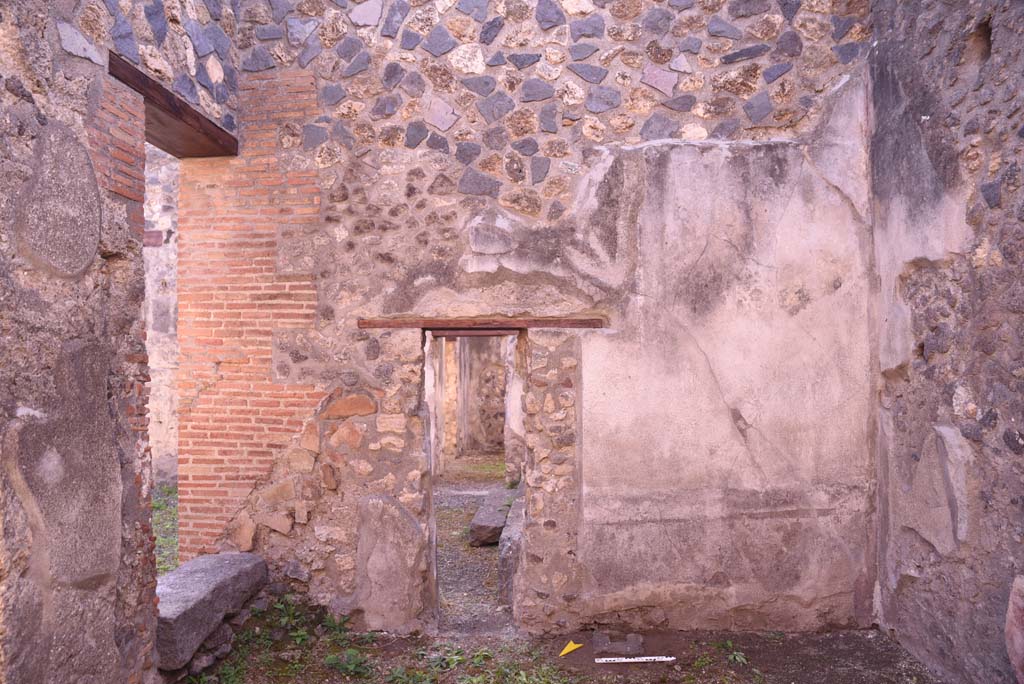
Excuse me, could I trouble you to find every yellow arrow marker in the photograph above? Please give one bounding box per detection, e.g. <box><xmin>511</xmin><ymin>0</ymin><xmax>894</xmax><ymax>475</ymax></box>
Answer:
<box><xmin>559</xmin><ymin>641</ymin><xmax>583</xmax><ymax>657</ymax></box>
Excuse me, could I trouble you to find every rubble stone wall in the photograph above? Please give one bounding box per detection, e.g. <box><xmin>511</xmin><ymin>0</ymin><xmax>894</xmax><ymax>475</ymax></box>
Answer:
<box><xmin>871</xmin><ymin>2</ymin><xmax>1024</xmax><ymax>683</ymax></box>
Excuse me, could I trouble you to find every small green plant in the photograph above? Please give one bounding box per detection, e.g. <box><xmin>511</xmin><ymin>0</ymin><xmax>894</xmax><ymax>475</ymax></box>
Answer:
<box><xmin>325</xmin><ymin>649</ymin><xmax>373</xmax><ymax>677</ymax></box>
<box><xmin>726</xmin><ymin>650</ymin><xmax>748</xmax><ymax>665</ymax></box>
<box><xmin>290</xmin><ymin>627</ymin><xmax>311</xmax><ymax>646</ymax></box>
<box><xmin>216</xmin><ymin>661</ymin><xmax>246</xmax><ymax>684</ymax></box>
<box><xmin>386</xmin><ymin>666</ymin><xmax>434</xmax><ymax>684</ymax></box>
<box><xmin>274</xmin><ymin>595</ymin><xmax>305</xmax><ymax>630</ymax></box>
<box><xmin>692</xmin><ymin>654</ymin><xmax>714</xmax><ymax>669</ymax></box>
<box><xmin>470</xmin><ymin>648</ymin><xmax>494</xmax><ymax>667</ymax></box>
<box><xmin>355</xmin><ymin>631</ymin><xmax>378</xmax><ymax>646</ymax></box>
<box><xmin>426</xmin><ymin>645</ymin><xmax>466</xmax><ymax>672</ymax></box>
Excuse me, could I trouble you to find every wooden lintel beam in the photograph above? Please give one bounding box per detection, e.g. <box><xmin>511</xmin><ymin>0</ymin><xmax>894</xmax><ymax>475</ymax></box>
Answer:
<box><xmin>430</xmin><ymin>329</ymin><xmax>521</xmax><ymax>338</ymax></box>
<box><xmin>358</xmin><ymin>317</ymin><xmax>607</xmax><ymax>330</ymax></box>
<box><xmin>108</xmin><ymin>52</ymin><xmax>238</xmax><ymax>158</ymax></box>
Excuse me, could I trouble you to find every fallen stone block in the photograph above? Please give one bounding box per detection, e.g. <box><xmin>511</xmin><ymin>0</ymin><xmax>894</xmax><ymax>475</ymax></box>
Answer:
<box><xmin>469</xmin><ymin>488</ymin><xmax>515</xmax><ymax>546</ymax></box>
<box><xmin>156</xmin><ymin>552</ymin><xmax>268</xmax><ymax>671</ymax></box>
<box><xmin>498</xmin><ymin>496</ymin><xmax>524</xmax><ymax>604</ymax></box>
<box><xmin>593</xmin><ymin>632</ymin><xmax>644</xmax><ymax>656</ymax></box>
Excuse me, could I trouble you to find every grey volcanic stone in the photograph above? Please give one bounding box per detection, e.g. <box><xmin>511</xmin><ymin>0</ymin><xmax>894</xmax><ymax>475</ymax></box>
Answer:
<box><xmin>322</xmin><ymin>83</ymin><xmax>348</xmax><ymax>105</ymax></box>
<box><xmin>173</xmin><ymin>74</ymin><xmax>199</xmax><ymax>104</ymax></box>
<box><xmin>370</xmin><ymin>93</ymin><xmax>402</xmax><ymax>119</ymax></box>
<box><xmin>156</xmin><ymin>553</ymin><xmax>267</xmax><ymax>671</ymax></box>
<box><xmin>743</xmin><ymin>91</ymin><xmax>772</xmax><ymax>123</ymax></box>
<box><xmin>185</xmin><ymin>19</ymin><xmax>214</xmax><ymax>56</ymax></box>
<box><xmin>204</xmin><ymin>0</ymin><xmax>223</xmax><ymax>19</ymax></box>
<box><xmin>14</xmin><ymin>124</ymin><xmax>101</xmax><ymax>277</ymax></box>
<box><xmin>243</xmin><ymin>47</ymin><xmax>275</xmax><ymax>71</ymax></box>
<box><xmin>458</xmin><ymin>168</ymin><xmax>501</xmax><ymax>197</ymax></box>
<box><xmin>298</xmin><ymin>35</ymin><xmax>323</xmax><ymax>67</ymax></box>
<box><xmin>721</xmin><ymin>44</ymin><xmax>771</xmax><ymax>64</ymax></box>
<box><xmin>585</xmin><ymin>85</ymin><xmax>621</xmax><ymax>113</ymax></box>
<box><xmin>342</xmin><ymin>51</ymin><xmax>371</xmax><ymax>76</ymax></box>
<box><xmin>456</xmin><ymin>141</ymin><xmax>482</xmax><ymax>164</ymax></box>
<box><xmin>511</xmin><ymin>137</ymin><xmax>539</xmax><ymax>155</ymax></box>
<box><xmin>456</xmin><ymin>0</ymin><xmax>489</xmax><ymax>22</ymax></box>
<box><xmin>381</xmin><ymin>0</ymin><xmax>410</xmax><ymax>37</ymax></box>
<box><xmin>350</xmin><ymin>0</ymin><xmax>383</xmax><ymax>26</ymax></box>
<box><xmin>421</xmin><ymin>25</ymin><xmax>457</xmax><ymax>56</ymax></box>
<box><xmin>778</xmin><ymin>0</ymin><xmax>800</xmax><ymax>22</ymax></box>
<box><xmin>776</xmin><ymin>30</ymin><xmax>802</xmax><ymax>56</ymax></box>
<box><xmin>483</xmin><ymin>126</ymin><xmax>507</xmax><ymax>150</ymax></box>
<box><xmin>570</xmin><ymin>14</ymin><xmax>604</xmax><ymax>41</ymax></box>
<box><xmin>640</xmin><ymin>112</ymin><xmax>679</xmax><ymax>140</ymax></box>
<box><xmin>400</xmin><ymin>29</ymin><xmax>422</xmax><ymax>49</ymax></box>
<box><xmin>207</xmin><ymin>24</ymin><xmax>232</xmax><ymax>60</ymax></box>
<box><xmin>405</xmin><ymin>121</ymin><xmax>428</xmax><ymax>147</ymax></box>
<box><xmin>112</xmin><ymin>13</ymin><xmax>139</xmax><ymax>63</ymax></box>
<box><xmin>497</xmin><ymin>497</ymin><xmax>524</xmax><ymax>604</ymax></box>
<box><xmin>662</xmin><ymin>94</ymin><xmax>696</xmax><ymax>111</ymax></box>
<box><xmin>57</xmin><ymin>22</ymin><xmax>103</xmax><ymax>65</ymax></box>
<box><xmin>536</xmin><ymin>0</ymin><xmax>567</xmax><ymax>30</ymax></box>
<box><xmin>763</xmin><ymin>62</ymin><xmax>792</xmax><ymax>83</ymax></box>
<box><xmin>469</xmin><ymin>489</ymin><xmax>514</xmax><ymax>546</ymax></box>
<box><xmin>426</xmin><ymin>132</ymin><xmax>450</xmax><ymax>152</ymax></box>
<box><xmin>337</xmin><ymin>35</ymin><xmax>364</xmax><ymax>60</ymax></box>
<box><xmin>539</xmin><ymin>102</ymin><xmax>559</xmax><ymax>132</ymax></box>
<box><xmin>476</xmin><ymin>91</ymin><xmax>515</xmax><ymax>123</ymax></box>
<box><xmin>569</xmin><ymin>63</ymin><xmax>608</xmax><ymax>83</ymax></box>
<box><xmin>530</xmin><ymin>155</ymin><xmax>550</xmax><ymax>184</ymax></box>
<box><xmin>708</xmin><ymin>15</ymin><xmax>743</xmax><ymax>40</ymax></box>
<box><xmin>831</xmin><ymin>15</ymin><xmax>856</xmax><ymax>41</ymax></box>
<box><xmin>668</xmin><ymin>0</ymin><xmax>694</xmax><ymax>7</ymax></box>
<box><xmin>400</xmin><ymin>71</ymin><xmax>426</xmax><ymax>96</ymax></box>
<box><xmin>727</xmin><ymin>0</ymin><xmax>770</xmax><ymax>17</ymax></box>
<box><xmin>480</xmin><ymin>15</ymin><xmax>504</xmax><ymax>44</ymax></box>
<box><xmin>270</xmin><ymin>0</ymin><xmax>293</xmax><ymax>22</ymax></box>
<box><xmin>594</xmin><ymin>632</ymin><xmax>644</xmax><ymax>656</ymax></box>
<box><xmin>286</xmin><ymin>16</ymin><xmax>319</xmax><ymax>45</ymax></box>
<box><xmin>463</xmin><ymin>75</ymin><xmax>497</xmax><ymax>96</ymax></box>
<box><xmin>521</xmin><ymin>78</ymin><xmax>555</xmax><ymax>101</ymax></box>
<box><xmin>569</xmin><ymin>43</ymin><xmax>599</xmax><ymax>60</ymax></box>
<box><xmin>508</xmin><ymin>53</ymin><xmax>541</xmax><ymax>69</ymax></box>
<box><xmin>382</xmin><ymin>62</ymin><xmax>406</xmax><ymax>89</ymax></box>
<box><xmin>642</xmin><ymin>7</ymin><xmax>673</xmax><ymax>35</ymax></box>
<box><xmin>302</xmin><ymin>124</ymin><xmax>329</xmax><ymax>149</ymax></box>
<box><xmin>486</xmin><ymin>50</ymin><xmax>506</xmax><ymax>65</ymax></box>
<box><xmin>833</xmin><ymin>42</ymin><xmax>860</xmax><ymax>64</ymax></box>
<box><xmin>145</xmin><ymin>1</ymin><xmax>168</xmax><ymax>46</ymax></box>
<box><xmin>679</xmin><ymin>36</ymin><xmax>702</xmax><ymax>53</ymax></box>
<box><xmin>256</xmin><ymin>25</ymin><xmax>285</xmax><ymax>40</ymax></box>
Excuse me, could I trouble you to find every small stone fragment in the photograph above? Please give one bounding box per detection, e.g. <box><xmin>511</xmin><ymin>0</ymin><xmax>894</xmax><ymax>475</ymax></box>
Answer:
<box><xmin>640</xmin><ymin>111</ymin><xmax>679</xmax><ymax>139</ymax></box>
<box><xmin>476</xmin><ymin>91</ymin><xmax>516</xmax><ymax>122</ymax></box>
<box><xmin>337</xmin><ymin>35</ymin><xmax>363</xmax><ymax>60</ymax></box>
<box><xmin>298</xmin><ymin>35</ymin><xmax>323</xmax><ymax>67</ymax></box>
<box><xmin>509</xmin><ymin>53</ymin><xmax>542</xmax><ymax>69</ymax></box>
<box><xmin>349</xmin><ymin>0</ymin><xmax>383</xmax><ymax>25</ymax></box>
<box><xmin>405</xmin><ymin>120</ymin><xmax>429</xmax><ymax>147</ymax></box>
<box><xmin>775</xmin><ymin>30</ymin><xmax>803</xmax><ymax>56</ymax></box>
<box><xmin>400</xmin><ymin>29</ymin><xmax>422</xmax><ymax>49</ymax></box>
<box><xmin>530</xmin><ymin>156</ymin><xmax>551</xmax><ymax>184</ymax></box>
<box><xmin>463</xmin><ymin>75</ymin><xmax>497</xmax><ymax>95</ymax></box>
<box><xmin>763</xmin><ymin>62</ymin><xmax>792</xmax><ymax>83</ymax></box>
<box><xmin>342</xmin><ymin>50</ymin><xmax>371</xmax><ymax>76</ymax></box>
<box><xmin>707</xmin><ymin>15</ymin><xmax>743</xmax><ymax>40</ymax></box>
<box><xmin>58</xmin><ymin>21</ymin><xmax>104</xmax><ymax>65</ymax></box>
<box><xmin>721</xmin><ymin>44</ymin><xmax>771</xmax><ymax>63</ymax></box>
<box><xmin>539</xmin><ymin>102</ymin><xmax>559</xmax><ymax>132</ymax></box>
<box><xmin>459</xmin><ymin>168</ymin><xmax>502</xmax><ymax>197</ymax></box>
<box><xmin>641</xmin><ymin>7</ymin><xmax>673</xmax><ymax>36</ymax></box>
<box><xmin>480</xmin><ymin>15</ymin><xmax>505</xmax><ymax>44</ymax></box>
<box><xmin>585</xmin><ymin>85</ymin><xmax>621</xmax><ymax>113</ymax></box>
<box><xmin>536</xmin><ymin>0</ymin><xmax>568</xmax><ymax>30</ymax></box>
<box><xmin>521</xmin><ymin>78</ymin><xmax>556</xmax><ymax>101</ymax></box>
<box><xmin>727</xmin><ymin>0</ymin><xmax>770</xmax><ymax>17</ymax></box>
<box><xmin>778</xmin><ymin>0</ymin><xmax>801</xmax><ymax>22</ymax></box>
<box><xmin>422</xmin><ymin>24</ymin><xmax>458</xmax><ymax>56</ymax></box>
<box><xmin>641</xmin><ymin>63</ymin><xmax>677</xmax><ymax>95</ymax></box>
<box><xmin>401</xmin><ymin>71</ymin><xmax>427</xmax><ymax>96</ymax></box>
<box><xmin>486</xmin><ymin>50</ymin><xmax>507</xmax><ymax>65</ymax></box>
<box><xmin>833</xmin><ymin>42</ymin><xmax>860</xmax><ymax>64</ymax></box>
<box><xmin>287</xmin><ymin>16</ymin><xmax>320</xmax><ymax>45</ymax></box>
<box><xmin>678</xmin><ymin>36</ymin><xmax>702</xmax><ymax>54</ymax></box>
<box><xmin>511</xmin><ymin>137</ymin><xmax>539</xmax><ymax>155</ymax></box>
<box><xmin>425</xmin><ymin>96</ymin><xmax>461</xmax><ymax>130</ymax></box>
<box><xmin>569</xmin><ymin>43</ymin><xmax>599</xmax><ymax>60</ymax></box>
<box><xmin>456</xmin><ymin>141</ymin><xmax>483</xmax><ymax>163</ymax></box>
<box><xmin>662</xmin><ymin>94</ymin><xmax>696</xmax><ymax>111</ymax></box>
<box><xmin>381</xmin><ymin>0</ymin><xmax>410</xmax><ymax>37</ymax></box>
<box><xmin>243</xmin><ymin>46</ymin><xmax>276</xmax><ymax>71</ymax></box>
<box><xmin>570</xmin><ymin>14</ymin><xmax>605</xmax><ymax>41</ymax></box>
<box><xmin>568</xmin><ymin>63</ymin><xmax>608</xmax><ymax>83</ymax></box>
<box><xmin>742</xmin><ymin>91</ymin><xmax>772</xmax><ymax>123</ymax></box>
<box><xmin>483</xmin><ymin>126</ymin><xmax>508</xmax><ymax>149</ymax></box>
<box><xmin>456</xmin><ymin>0</ymin><xmax>489</xmax><ymax>21</ymax></box>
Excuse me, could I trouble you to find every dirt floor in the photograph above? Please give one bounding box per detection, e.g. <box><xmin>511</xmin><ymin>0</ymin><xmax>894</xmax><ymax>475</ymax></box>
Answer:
<box><xmin>434</xmin><ymin>452</ymin><xmax>514</xmax><ymax>635</ymax></box>
<box><xmin>153</xmin><ymin>483</ymin><xmax>179</xmax><ymax>575</ymax></box>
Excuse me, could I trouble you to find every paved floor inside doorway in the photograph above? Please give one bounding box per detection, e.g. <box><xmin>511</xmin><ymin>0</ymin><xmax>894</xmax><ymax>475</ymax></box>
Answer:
<box><xmin>434</xmin><ymin>452</ymin><xmax>514</xmax><ymax>635</ymax></box>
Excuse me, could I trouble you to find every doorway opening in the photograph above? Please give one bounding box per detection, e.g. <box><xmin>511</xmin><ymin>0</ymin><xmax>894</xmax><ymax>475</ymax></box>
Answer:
<box><xmin>426</xmin><ymin>331</ymin><xmax>526</xmax><ymax>634</ymax></box>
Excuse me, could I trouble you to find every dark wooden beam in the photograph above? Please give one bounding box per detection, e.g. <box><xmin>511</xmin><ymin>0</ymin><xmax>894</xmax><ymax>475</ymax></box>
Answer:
<box><xmin>358</xmin><ymin>316</ymin><xmax>607</xmax><ymax>330</ymax></box>
<box><xmin>108</xmin><ymin>52</ymin><xmax>238</xmax><ymax>158</ymax></box>
<box><xmin>430</xmin><ymin>329</ymin><xmax>521</xmax><ymax>338</ymax></box>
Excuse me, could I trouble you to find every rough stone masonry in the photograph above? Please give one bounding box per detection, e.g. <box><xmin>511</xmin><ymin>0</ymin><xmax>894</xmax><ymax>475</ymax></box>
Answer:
<box><xmin>1</xmin><ymin>1</ymin><xmax>1024</xmax><ymax>684</ymax></box>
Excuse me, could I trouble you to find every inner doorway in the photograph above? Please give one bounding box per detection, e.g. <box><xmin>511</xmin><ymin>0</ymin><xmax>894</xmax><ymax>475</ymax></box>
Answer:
<box><xmin>426</xmin><ymin>332</ymin><xmax>526</xmax><ymax>634</ymax></box>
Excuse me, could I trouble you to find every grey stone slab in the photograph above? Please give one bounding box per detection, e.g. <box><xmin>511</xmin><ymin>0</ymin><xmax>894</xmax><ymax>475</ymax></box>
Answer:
<box><xmin>456</xmin><ymin>0</ymin><xmax>489</xmax><ymax>22</ymax></box>
<box><xmin>775</xmin><ymin>30</ymin><xmax>802</xmax><ymax>56</ymax></box>
<box><xmin>370</xmin><ymin>93</ymin><xmax>402</xmax><ymax>119</ymax></box>
<box><xmin>727</xmin><ymin>0</ymin><xmax>770</xmax><ymax>18</ymax></box>
<box><xmin>568</xmin><ymin>63</ymin><xmax>608</xmax><ymax>83</ymax></box>
<box><xmin>426</xmin><ymin>132</ymin><xmax>450</xmax><ymax>152</ymax></box>
<box><xmin>421</xmin><ymin>24</ymin><xmax>457</xmax><ymax>56</ymax></box>
<box><xmin>721</xmin><ymin>43</ymin><xmax>771</xmax><ymax>64</ymax></box>
<box><xmin>400</xmin><ymin>29</ymin><xmax>422</xmax><ymax>49</ymax></box>
<box><xmin>298</xmin><ymin>35</ymin><xmax>322</xmax><ymax>67</ymax></box>
<box><xmin>207</xmin><ymin>24</ymin><xmax>232</xmax><ymax>60</ymax></box>
<box><xmin>569</xmin><ymin>43</ymin><xmax>599</xmax><ymax>60</ymax></box>
<box><xmin>483</xmin><ymin>126</ymin><xmax>507</xmax><ymax>149</ymax></box>
<box><xmin>570</xmin><ymin>14</ymin><xmax>604</xmax><ymax>41</ymax></box>
<box><xmin>242</xmin><ymin>46</ymin><xmax>276</xmax><ymax>71</ymax></box>
<box><xmin>521</xmin><ymin>78</ymin><xmax>555</xmax><ymax>101</ymax></box>
<box><xmin>707</xmin><ymin>15</ymin><xmax>743</xmax><ymax>40</ymax></box>
<box><xmin>173</xmin><ymin>74</ymin><xmax>198</xmax><ymax>104</ymax></box>
<box><xmin>833</xmin><ymin>42</ymin><xmax>861</xmax><ymax>64</ymax></box>
<box><xmin>286</xmin><ymin>16</ymin><xmax>320</xmax><ymax>46</ymax></box>
<box><xmin>497</xmin><ymin>497</ymin><xmax>524</xmax><ymax>605</ymax></box>
<box><xmin>585</xmin><ymin>85</ymin><xmax>621</xmax><ymax>113</ymax></box>
<box><xmin>156</xmin><ymin>553</ymin><xmax>268</xmax><ymax>671</ymax></box>
<box><xmin>424</xmin><ymin>96</ymin><xmax>460</xmax><ymax>130</ymax></box>
<box><xmin>270</xmin><ymin>0</ymin><xmax>293</xmax><ymax>22</ymax></box>
<box><xmin>642</xmin><ymin>7</ymin><xmax>673</xmax><ymax>36</ymax></box>
<box><xmin>763</xmin><ymin>62</ymin><xmax>792</xmax><ymax>83</ymax></box>
<box><xmin>337</xmin><ymin>35</ymin><xmax>364</xmax><ymax>60</ymax></box>
<box><xmin>57</xmin><ymin>21</ymin><xmax>104</xmax><ymax>65</ymax></box>
<box><xmin>342</xmin><ymin>50</ymin><xmax>371</xmax><ymax>76</ymax></box>
<box><xmin>458</xmin><ymin>168</ymin><xmax>502</xmax><ymax>197</ymax></box>
<box><xmin>539</xmin><ymin>102</ymin><xmax>559</xmax><ymax>132</ymax></box>
<box><xmin>381</xmin><ymin>0</ymin><xmax>410</xmax><ymax>37</ymax></box>
<box><xmin>480</xmin><ymin>15</ymin><xmax>504</xmax><ymax>44</ymax></box>
<box><xmin>678</xmin><ymin>36</ymin><xmax>702</xmax><ymax>54</ymax></box>
<box><xmin>536</xmin><ymin>0</ymin><xmax>567</xmax><ymax>30</ymax></box>
<box><xmin>508</xmin><ymin>53</ymin><xmax>541</xmax><ymax>69</ymax></box>
<box><xmin>405</xmin><ymin>120</ymin><xmax>429</xmax><ymax>147</ymax></box>
<box><xmin>382</xmin><ymin>62</ymin><xmax>406</xmax><ymax>89</ymax></box>
<box><xmin>469</xmin><ymin>489</ymin><xmax>515</xmax><ymax>546</ymax></box>
<box><xmin>302</xmin><ymin>124</ymin><xmax>329</xmax><ymax>149</ymax></box>
<box><xmin>476</xmin><ymin>91</ymin><xmax>515</xmax><ymax>123</ymax></box>
<box><xmin>456</xmin><ymin>141</ymin><xmax>482</xmax><ymax>164</ymax></box>
<box><xmin>831</xmin><ymin>15</ymin><xmax>857</xmax><ymax>41</ymax></box>
<box><xmin>742</xmin><ymin>91</ymin><xmax>772</xmax><ymax>123</ymax></box>
<box><xmin>640</xmin><ymin>111</ymin><xmax>679</xmax><ymax>140</ymax></box>
<box><xmin>662</xmin><ymin>94</ymin><xmax>696</xmax><ymax>111</ymax></box>
<box><xmin>184</xmin><ymin>18</ymin><xmax>215</xmax><ymax>56</ymax></box>
<box><xmin>530</xmin><ymin>155</ymin><xmax>550</xmax><ymax>184</ymax></box>
<box><xmin>486</xmin><ymin>50</ymin><xmax>507</xmax><ymax>65</ymax></box>
<box><xmin>112</xmin><ymin>13</ymin><xmax>139</xmax><ymax>63</ymax></box>
<box><xmin>668</xmin><ymin>0</ymin><xmax>694</xmax><ymax>7</ymax></box>
<box><xmin>778</xmin><ymin>0</ymin><xmax>801</xmax><ymax>22</ymax></box>
<box><xmin>511</xmin><ymin>136</ymin><xmax>539</xmax><ymax>155</ymax></box>
<box><xmin>641</xmin><ymin>63</ymin><xmax>677</xmax><ymax>95</ymax></box>
<box><xmin>400</xmin><ymin>70</ymin><xmax>426</xmax><ymax>96</ymax></box>
<box><xmin>463</xmin><ymin>75</ymin><xmax>497</xmax><ymax>96</ymax></box>
<box><xmin>145</xmin><ymin>1</ymin><xmax>168</xmax><ymax>46</ymax></box>
<box><xmin>322</xmin><ymin>83</ymin><xmax>348</xmax><ymax>105</ymax></box>
<box><xmin>349</xmin><ymin>0</ymin><xmax>383</xmax><ymax>27</ymax></box>
<box><xmin>204</xmin><ymin>0</ymin><xmax>223</xmax><ymax>20</ymax></box>
<box><xmin>256</xmin><ymin>24</ymin><xmax>285</xmax><ymax>40</ymax></box>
